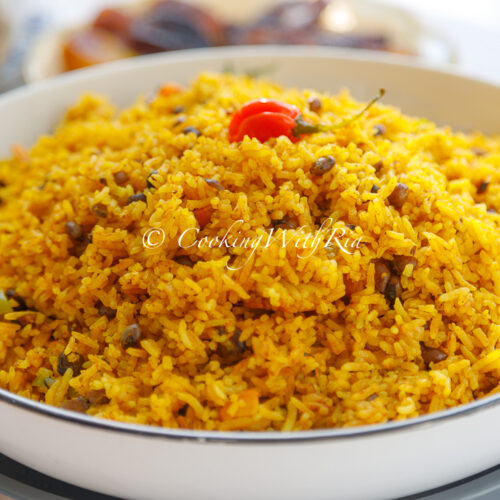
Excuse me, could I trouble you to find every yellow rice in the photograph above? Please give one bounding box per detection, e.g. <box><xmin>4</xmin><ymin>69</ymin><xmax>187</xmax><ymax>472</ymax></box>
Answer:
<box><xmin>0</xmin><ymin>72</ymin><xmax>499</xmax><ymax>430</ymax></box>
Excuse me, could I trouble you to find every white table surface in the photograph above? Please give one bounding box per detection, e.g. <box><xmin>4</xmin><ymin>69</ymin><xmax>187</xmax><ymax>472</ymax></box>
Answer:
<box><xmin>379</xmin><ymin>0</ymin><xmax>500</xmax><ymax>84</ymax></box>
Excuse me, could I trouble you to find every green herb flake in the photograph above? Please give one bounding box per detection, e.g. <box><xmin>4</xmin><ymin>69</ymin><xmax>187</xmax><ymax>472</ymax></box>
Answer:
<box><xmin>0</xmin><ymin>290</ymin><xmax>13</xmax><ymax>315</ymax></box>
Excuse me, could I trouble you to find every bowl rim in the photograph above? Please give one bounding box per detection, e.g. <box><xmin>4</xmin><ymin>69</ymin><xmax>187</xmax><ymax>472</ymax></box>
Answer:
<box><xmin>11</xmin><ymin>43</ymin><xmax>500</xmax><ymax>99</ymax></box>
<box><xmin>2</xmin><ymin>45</ymin><xmax>500</xmax><ymax>443</ymax></box>
<box><xmin>2</xmin><ymin>387</ymin><xmax>500</xmax><ymax>443</ymax></box>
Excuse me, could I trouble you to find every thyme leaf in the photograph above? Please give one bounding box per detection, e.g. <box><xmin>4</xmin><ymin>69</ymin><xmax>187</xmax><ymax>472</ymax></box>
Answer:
<box><xmin>292</xmin><ymin>88</ymin><xmax>386</xmax><ymax>137</ymax></box>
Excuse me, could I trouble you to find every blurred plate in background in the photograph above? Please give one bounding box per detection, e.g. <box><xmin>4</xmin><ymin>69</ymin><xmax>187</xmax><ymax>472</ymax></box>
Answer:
<box><xmin>22</xmin><ymin>0</ymin><xmax>455</xmax><ymax>83</ymax></box>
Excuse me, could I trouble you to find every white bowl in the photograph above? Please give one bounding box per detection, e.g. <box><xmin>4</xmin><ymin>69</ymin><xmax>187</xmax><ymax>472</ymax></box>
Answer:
<box><xmin>1</xmin><ymin>46</ymin><xmax>500</xmax><ymax>500</ymax></box>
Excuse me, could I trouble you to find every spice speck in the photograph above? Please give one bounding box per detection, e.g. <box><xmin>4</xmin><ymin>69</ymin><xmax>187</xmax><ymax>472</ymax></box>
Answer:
<box><xmin>308</xmin><ymin>96</ymin><xmax>322</xmax><ymax>113</ymax></box>
<box><xmin>113</xmin><ymin>171</ymin><xmax>129</xmax><ymax>185</ymax></box>
<box><xmin>478</xmin><ymin>181</ymin><xmax>489</xmax><ymax>194</ymax></box>
<box><xmin>127</xmin><ymin>193</ymin><xmax>147</xmax><ymax>205</ymax></box>
<box><xmin>65</xmin><ymin>221</ymin><xmax>83</xmax><ymax>240</ymax></box>
<box><xmin>374</xmin><ymin>260</ymin><xmax>391</xmax><ymax>294</ymax></box>
<box><xmin>183</xmin><ymin>126</ymin><xmax>201</xmax><ymax>137</ymax></box>
<box><xmin>388</xmin><ymin>183</ymin><xmax>409</xmax><ymax>209</ymax></box>
<box><xmin>121</xmin><ymin>323</ymin><xmax>142</xmax><ymax>349</ymax></box>
<box><xmin>204</xmin><ymin>178</ymin><xmax>225</xmax><ymax>191</ymax></box>
<box><xmin>373</xmin><ymin>124</ymin><xmax>386</xmax><ymax>136</ymax></box>
<box><xmin>421</xmin><ymin>344</ymin><xmax>447</xmax><ymax>365</ymax></box>
<box><xmin>310</xmin><ymin>156</ymin><xmax>336</xmax><ymax>176</ymax></box>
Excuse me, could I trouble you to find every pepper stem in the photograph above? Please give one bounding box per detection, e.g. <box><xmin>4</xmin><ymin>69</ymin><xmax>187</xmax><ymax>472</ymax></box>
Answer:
<box><xmin>293</xmin><ymin>88</ymin><xmax>386</xmax><ymax>137</ymax></box>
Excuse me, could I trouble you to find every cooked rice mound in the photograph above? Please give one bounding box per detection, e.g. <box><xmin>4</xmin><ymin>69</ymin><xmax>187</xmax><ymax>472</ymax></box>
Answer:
<box><xmin>0</xmin><ymin>73</ymin><xmax>499</xmax><ymax>430</ymax></box>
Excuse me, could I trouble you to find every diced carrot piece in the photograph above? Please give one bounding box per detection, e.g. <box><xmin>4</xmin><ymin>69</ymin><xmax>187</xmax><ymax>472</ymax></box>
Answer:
<box><xmin>242</xmin><ymin>297</ymin><xmax>267</xmax><ymax>309</ymax></box>
<box><xmin>343</xmin><ymin>275</ymin><xmax>364</xmax><ymax>296</ymax></box>
<box><xmin>159</xmin><ymin>83</ymin><xmax>183</xmax><ymax>97</ymax></box>
<box><xmin>220</xmin><ymin>388</ymin><xmax>259</xmax><ymax>420</ymax></box>
<box><xmin>11</xmin><ymin>144</ymin><xmax>28</xmax><ymax>163</ymax></box>
<box><xmin>194</xmin><ymin>205</ymin><xmax>213</xmax><ymax>228</ymax></box>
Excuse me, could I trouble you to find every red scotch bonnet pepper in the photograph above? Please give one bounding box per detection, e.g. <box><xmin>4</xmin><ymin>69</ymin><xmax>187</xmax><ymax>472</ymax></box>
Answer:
<box><xmin>228</xmin><ymin>99</ymin><xmax>301</xmax><ymax>143</ymax></box>
<box><xmin>228</xmin><ymin>89</ymin><xmax>385</xmax><ymax>144</ymax></box>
